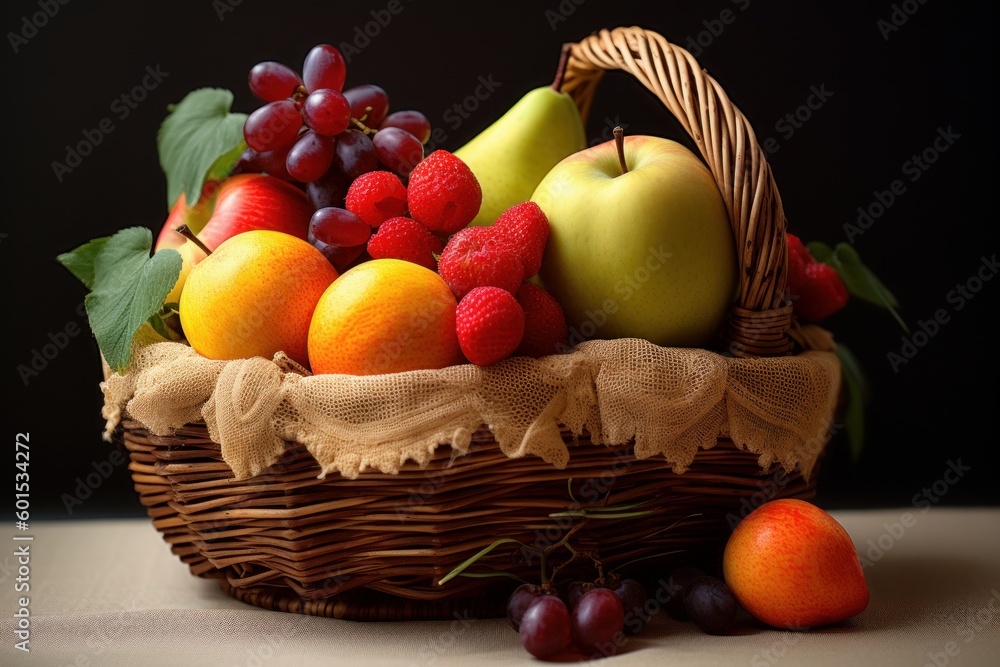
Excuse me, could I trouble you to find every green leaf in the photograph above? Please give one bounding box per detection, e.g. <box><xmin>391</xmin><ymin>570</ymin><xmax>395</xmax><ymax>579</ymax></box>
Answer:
<box><xmin>56</xmin><ymin>237</ymin><xmax>111</xmax><ymax>290</ymax></box>
<box><xmin>157</xmin><ymin>88</ymin><xmax>247</xmax><ymax>208</ymax></box>
<box><xmin>805</xmin><ymin>241</ymin><xmax>834</xmax><ymax>265</ymax></box>
<box><xmin>205</xmin><ymin>139</ymin><xmax>247</xmax><ymax>183</ymax></box>
<box><xmin>832</xmin><ymin>244</ymin><xmax>899</xmax><ymax>306</ymax></box>
<box><xmin>147</xmin><ymin>310</ymin><xmax>183</xmax><ymax>341</ymax></box>
<box><xmin>808</xmin><ymin>241</ymin><xmax>909</xmax><ymax>333</ymax></box>
<box><xmin>836</xmin><ymin>343</ymin><xmax>868</xmax><ymax>462</ymax></box>
<box><xmin>85</xmin><ymin>227</ymin><xmax>182</xmax><ymax>372</ymax></box>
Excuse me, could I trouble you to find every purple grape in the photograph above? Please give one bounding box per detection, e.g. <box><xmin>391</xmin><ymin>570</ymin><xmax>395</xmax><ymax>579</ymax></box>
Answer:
<box><xmin>571</xmin><ymin>588</ymin><xmax>624</xmax><ymax>657</ymax></box>
<box><xmin>379</xmin><ymin>110</ymin><xmax>432</xmax><ymax>144</ymax></box>
<box><xmin>333</xmin><ymin>130</ymin><xmax>379</xmax><ymax>180</ymax></box>
<box><xmin>309</xmin><ymin>207</ymin><xmax>371</xmax><ymax>248</ymax></box>
<box><xmin>302</xmin><ymin>44</ymin><xmax>347</xmax><ymax>93</ymax></box>
<box><xmin>285</xmin><ymin>131</ymin><xmax>335</xmax><ymax>183</ymax></box>
<box><xmin>248</xmin><ymin>61</ymin><xmax>302</xmax><ymax>102</ymax></box>
<box><xmin>564</xmin><ymin>581</ymin><xmax>596</xmax><ymax>611</ymax></box>
<box><xmin>372</xmin><ymin>127</ymin><xmax>424</xmax><ymax>177</ymax></box>
<box><xmin>683</xmin><ymin>576</ymin><xmax>738</xmax><ymax>635</ymax></box>
<box><xmin>254</xmin><ymin>144</ymin><xmax>294</xmax><ymax>181</ymax></box>
<box><xmin>308</xmin><ymin>208</ymin><xmax>371</xmax><ymax>272</ymax></box>
<box><xmin>343</xmin><ymin>84</ymin><xmax>389</xmax><ymax>126</ymax></box>
<box><xmin>506</xmin><ymin>584</ymin><xmax>543</xmax><ymax>631</ymax></box>
<box><xmin>614</xmin><ymin>579</ymin><xmax>650</xmax><ymax>635</ymax></box>
<box><xmin>243</xmin><ymin>100</ymin><xmax>302</xmax><ymax>152</ymax></box>
<box><xmin>306</xmin><ymin>168</ymin><xmax>348</xmax><ymax>210</ymax></box>
<box><xmin>665</xmin><ymin>566</ymin><xmax>706</xmax><ymax>620</ymax></box>
<box><xmin>231</xmin><ymin>147</ymin><xmax>262</xmax><ymax>175</ymax></box>
<box><xmin>302</xmin><ymin>89</ymin><xmax>352</xmax><ymax>137</ymax></box>
<box><xmin>519</xmin><ymin>595</ymin><xmax>571</xmax><ymax>659</ymax></box>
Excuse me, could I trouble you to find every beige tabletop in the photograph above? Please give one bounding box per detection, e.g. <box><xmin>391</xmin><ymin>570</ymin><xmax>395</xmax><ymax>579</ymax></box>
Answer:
<box><xmin>2</xmin><ymin>508</ymin><xmax>999</xmax><ymax>666</ymax></box>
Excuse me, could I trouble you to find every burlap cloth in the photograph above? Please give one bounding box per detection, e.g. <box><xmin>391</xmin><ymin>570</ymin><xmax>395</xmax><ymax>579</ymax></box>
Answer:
<box><xmin>100</xmin><ymin>332</ymin><xmax>840</xmax><ymax>481</ymax></box>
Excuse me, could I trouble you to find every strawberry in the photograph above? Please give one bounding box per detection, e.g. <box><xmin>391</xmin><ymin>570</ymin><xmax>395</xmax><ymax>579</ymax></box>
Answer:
<box><xmin>786</xmin><ymin>233</ymin><xmax>849</xmax><ymax>322</ymax></box>
<box><xmin>406</xmin><ymin>150</ymin><xmax>482</xmax><ymax>235</ymax></box>
<box><xmin>366</xmin><ymin>216</ymin><xmax>443</xmax><ymax>270</ymax></box>
<box><xmin>515</xmin><ymin>283</ymin><xmax>568</xmax><ymax>358</ymax></box>
<box><xmin>456</xmin><ymin>287</ymin><xmax>525</xmax><ymax>366</ymax></box>
<box><xmin>492</xmin><ymin>202</ymin><xmax>550</xmax><ymax>281</ymax></box>
<box><xmin>438</xmin><ymin>226</ymin><xmax>523</xmax><ymax>298</ymax></box>
<box><xmin>345</xmin><ymin>170</ymin><xmax>408</xmax><ymax>228</ymax></box>
<box><xmin>786</xmin><ymin>232</ymin><xmax>814</xmax><ymax>284</ymax></box>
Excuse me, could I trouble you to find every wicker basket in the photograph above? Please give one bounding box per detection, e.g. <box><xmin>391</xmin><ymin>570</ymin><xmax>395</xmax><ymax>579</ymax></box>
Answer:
<box><xmin>114</xmin><ymin>26</ymin><xmax>824</xmax><ymax>621</ymax></box>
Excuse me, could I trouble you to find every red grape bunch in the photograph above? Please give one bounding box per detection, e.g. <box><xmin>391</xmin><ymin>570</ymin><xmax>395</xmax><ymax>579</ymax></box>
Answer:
<box><xmin>506</xmin><ymin>566</ymin><xmax>741</xmax><ymax>659</ymax></box>
<box><xmin>235</xmin><ymin>43</ymin><xmax>433</xmax><ymax>272</ymax></box>
<box><xmin>506</xmin><ymin>577</ymin><xmax>649</xmax><ymax>660</ymax></box>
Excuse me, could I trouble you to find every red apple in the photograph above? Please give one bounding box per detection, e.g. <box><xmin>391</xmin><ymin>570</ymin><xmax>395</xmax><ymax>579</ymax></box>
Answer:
<box><xmin>154</xmin><ymin>181</ymin><xmax>219</xmax><ymax>252</ymax></box>
<box><xmin>155</xmin><ymin>174</ymin><xmax>313</xmax><ymax>303</ymax></box>
<box><xmin>723</xmin><ymin>499</ymin><xmax>870</xmax><ymax>629</ymax></box>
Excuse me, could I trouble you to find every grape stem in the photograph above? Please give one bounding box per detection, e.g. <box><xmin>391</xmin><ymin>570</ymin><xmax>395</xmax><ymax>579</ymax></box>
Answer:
<box><xmin>173</xmin><ymin>225</ymin><xmax>212</xmax><ymax>256</ymax></box>
<box><xmin>547</xmin><ymin>550</ymin><xmax>582</xmax><ymax>588</ymax></box>
<box><xmin>350</xmin><ymin>117</ymin><xmax>377</xmax><ymax>135</ymax></box>
<box><xmin>593</xmin><ymin>555</ymin><xmax>606</xmax><ymax>587</ymax></box>
<box><xmin>351</xmin><ymin>105</ymin><xmax>379</xmax><ymax>135</ymax></box>
<box><xmin>539</xmin><ymin>519</ymin><xmax>588</xmax><ymax>589</ymax></box>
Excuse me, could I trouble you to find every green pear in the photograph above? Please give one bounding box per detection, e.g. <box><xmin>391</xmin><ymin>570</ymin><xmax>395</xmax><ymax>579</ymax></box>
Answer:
<box><xmin>454</xmin><ymin>86</ymin><xmax>586</xmax><ymax>227</ymax></box>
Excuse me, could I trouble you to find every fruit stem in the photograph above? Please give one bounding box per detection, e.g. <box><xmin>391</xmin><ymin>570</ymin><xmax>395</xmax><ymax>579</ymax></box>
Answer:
<box><xmin>538</xmin><ymin>519</ymin><xmax>588</xmax><ymax>589</ymax></box>
<box><xmin>173</xmin><ymin>224</ymin><xmax>212</xmax><ymax>256</ymax></box>
<box><xmin>548</xmin><ymin>550</ymin><xmax>581</xmax><ymax>587</ymax></box>
<box><xmin>593</xmin><ymin>557</ymin><xmax>606</xmax><ymax>586</ymax></box>
<box><xmin>614</xmin><ymin>126</ymin><xmax>628</xmax><ymax>175</ymax></box>
<box><xmin>350</xmin><ymin>117</ymin><xmax>377</xmax><ymax>135</ymax></box>
<box><xmin>551</xmin><ymin>43</ymin><xmax>572</xmax><ymax>92</ymax></box>
<box><xmin>292</xmin><ymin>85</ymin><xmax>308</xmax><ymax>105</ymax></box>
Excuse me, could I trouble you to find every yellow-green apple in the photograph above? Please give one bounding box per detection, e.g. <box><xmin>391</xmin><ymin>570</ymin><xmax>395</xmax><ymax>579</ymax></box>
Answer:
<box><xmin>179</xmin><ymin>230</ymin><xmax>339</xmax><ymax>366</ymax></box>
<box><xmin>531</xmin><ymin>131</ymin><xmax>738</xmax><ymax>348</ymax></box>
<box><xmin>155</xmin><ymin>174</ymin><xmax>313</xmax><ymax>304</ymax></box>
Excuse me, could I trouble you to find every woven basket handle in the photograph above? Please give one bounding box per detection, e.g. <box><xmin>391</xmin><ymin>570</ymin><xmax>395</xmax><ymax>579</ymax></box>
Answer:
<box><xmin>560</xmin><ymin>27</ymin><xmax>792</xmax><ymax>356</ymax></box>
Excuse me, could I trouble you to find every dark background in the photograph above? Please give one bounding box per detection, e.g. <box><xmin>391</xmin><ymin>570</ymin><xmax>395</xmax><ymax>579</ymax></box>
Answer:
<box><xmin>4</xmin><ymin>0</ymin><xmax>996</xmax><ymax>518</ymax></box>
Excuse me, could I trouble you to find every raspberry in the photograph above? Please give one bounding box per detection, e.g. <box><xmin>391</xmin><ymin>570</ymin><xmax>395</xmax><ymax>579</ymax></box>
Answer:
<box><xmin>492</xmin><ymin>202</ymin><xmax>550</xmax><ymax>281</ymax></box>
<box><xmin>515</xmin><ymin>283</ymin><xmax>569</xmax><ymax>358</ymax></box>
<box><xmin>456</xmin><ymin>287</ymin><xmax>525</xmax><ymax>366</ymax></box>
<box><xmin>785</xmin><ymin>233</ymin><xmax>849</xmax><ymax>322</ymax></box>
<box><xmin>406</xmin><ymin>150</ymin><xmax>482</xmax><ymax>235</ymax></box>
<box><xmin>438</xmin><ymin>226</ymin><xmax>523</xmax><ymax>298</ymax></box>
<box><xmin>345</xmin><ymin>170</ymin><xmax>408</xmax><ymax>228</ymax></box>
<box><xmin>367</xmin><ymin>216</ymin><xmax>443</xmax><ymax>270</ymax></box>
